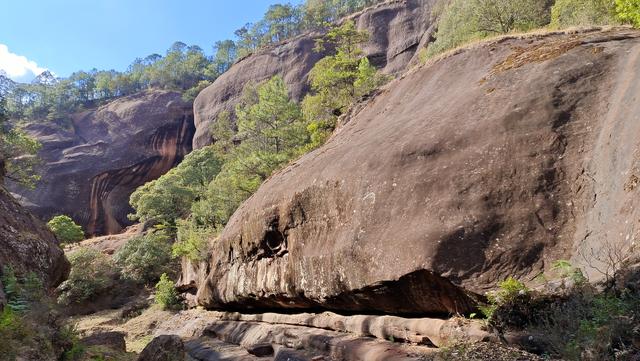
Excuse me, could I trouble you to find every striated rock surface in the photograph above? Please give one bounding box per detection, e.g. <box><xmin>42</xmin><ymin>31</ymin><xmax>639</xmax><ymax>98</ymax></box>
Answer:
<box><xmin>0</xmin><ymin>185</ymin><xmax>69</xmax><ymax>289</ymax></box>
<box><xmin>192</xmin><ymin>0</ymin><xmax>437</xmax><ymax>148</ymax></box>
<box><xmin>11</xmin><ymin>90</ymin><xmax>194</xmax><ymax>236</ymax></box>
<box><xmin>192</xmin><ymin>29</ymin><xmax>640</xmax><ymax>315</ymax></box>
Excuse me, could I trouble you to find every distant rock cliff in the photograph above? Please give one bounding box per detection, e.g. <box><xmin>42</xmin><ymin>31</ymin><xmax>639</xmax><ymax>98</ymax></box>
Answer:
<box><xmin>192</xmin><ymin>0</ymin><xmax>437</xmax><ymax>149</ymax></box>
<box><xmin>11</xmin><ymin>90</ymin><xmax>194</xmax><ymax>236</ymax></box>
<box><xmin>188</xmin><ymin>29</ymin><xmax>640</xmax><ymax>315</ymax></box>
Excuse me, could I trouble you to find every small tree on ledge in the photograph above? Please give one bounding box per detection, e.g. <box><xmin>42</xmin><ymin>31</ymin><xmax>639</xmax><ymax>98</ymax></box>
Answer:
<box><xmin>47</xmin><ymin>215</ymin><xmax>84</xmax><ymax>244</ymax></box>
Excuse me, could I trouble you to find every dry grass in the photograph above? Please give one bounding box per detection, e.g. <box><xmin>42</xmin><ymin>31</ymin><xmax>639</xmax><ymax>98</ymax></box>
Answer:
<box><xmin>70</xmin><ymin>303</ymin><xmax>176</xmax><ymax>353</ymax></box>
<box><xmin>490</xmin><ymin>38</ymin><xmax>582</xmax><ymax>74</ymax></box>
<box><xmin>417</xmin><ymin>25</ymin><xmax>627</xmax><ymax>71</ymax></box>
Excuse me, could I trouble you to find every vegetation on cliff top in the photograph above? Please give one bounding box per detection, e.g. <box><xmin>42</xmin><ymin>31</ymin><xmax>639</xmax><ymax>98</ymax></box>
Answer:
<box><xmin>0</xmin><ymin>0</ymin><xmax>386</xmax><ymax>127</ymax></box>
<box><xmin>427</xmin><ymin>0</ymin><xmax>639</xmax><ymax>58</ymax></box>
<box><xmin>0</xmin><ymin>97</ymin><xmax>41</xmax><ymax>188</ymax></box>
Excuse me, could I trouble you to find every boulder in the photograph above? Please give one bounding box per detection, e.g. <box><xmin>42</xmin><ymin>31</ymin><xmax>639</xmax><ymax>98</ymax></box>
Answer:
<box><xmin>80</xmin><ymin>331</ymin><xmax>127</xmax><ymax>352</ymax></box>
<box><xmin>193</xmin><ymin>29</ymin><xmax>640</xmax><ymax>314</ymax></box>
<box><xmin>0</xmin><ymin>185</ymin><xmax>69</xmax><ymax>288</ymax></box>
<box><xmin>138</xmin><ymin>335</ymin><xmax>185</xmax><ymax>361</ymax></box>
<box><xmin>10</xmin><ymin>90</ymin><xmax>194</xmax><ymax>236</ymax></box>
<box><xmin>192</xmin><ymin>0</ymin><xmax>437</xmax><ymax>148</ymax></box>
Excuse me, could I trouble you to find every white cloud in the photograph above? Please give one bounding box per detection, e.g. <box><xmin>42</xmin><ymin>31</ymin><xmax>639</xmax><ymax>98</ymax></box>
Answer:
<box><xmin>0</xmin><ymin>44</ymin><xmax>48</xmax><ymax>82</ymax></box>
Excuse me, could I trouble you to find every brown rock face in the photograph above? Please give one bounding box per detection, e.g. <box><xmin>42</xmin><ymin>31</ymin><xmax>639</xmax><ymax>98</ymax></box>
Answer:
<box><xmin>11</xmin><ymin>90</ymin><xmax>194</xmax><ymax>236</ymax></box>
<box><xmin>193</xmin><ymin>29</ymin><xmax>640</xmax><ymax>315</ymax></box>
<box><xmin>192</xmin><ymin>0</ymin><xmax>437</xmax><ymax>149</ymax></box>
<box><xmin>0</xmin><ymin>186</ymin><xmax>69</xmax><ymax>289</ymax></box>
<box><xmin>138</xmin><ymin>335</ymin><xmax>185</xmax><ymax>361</ymax></box>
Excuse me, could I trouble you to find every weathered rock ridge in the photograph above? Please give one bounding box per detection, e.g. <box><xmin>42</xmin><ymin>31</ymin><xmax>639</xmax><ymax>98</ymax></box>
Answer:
<box><xmin>11</xmin><ymin>90</ymin><xmax>194</xmax><ymax>236</ymax></box>
<box><xmin>189</xmin><ymin>29</ymin><xmax>640</xmax><ymax>315</ymax></box>
<box><xmin>192</xmin><ymin>0</ymin><xmax>437</xmax><ymax>148</ymax></box>
<box><xmin>0</xmin><ymin>185</ymin><xmax>69</xmax><ymax>292</ymax></box>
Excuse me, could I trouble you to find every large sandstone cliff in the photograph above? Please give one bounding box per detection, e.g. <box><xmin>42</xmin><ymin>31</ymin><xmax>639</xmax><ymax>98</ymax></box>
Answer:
<box><xmin>189</xmin><ymin>29</ymin><xmax>640</xmax><ymax>315</ymax></box>
<box><xmin>192</xmin><ymin>0</ymin><xmax>437</xmax><ymax>148</ymax></box>
<box><xmin>11</xmin><ymin>90</ymin><xmax>194</xmax><ymax>236</ymax></box>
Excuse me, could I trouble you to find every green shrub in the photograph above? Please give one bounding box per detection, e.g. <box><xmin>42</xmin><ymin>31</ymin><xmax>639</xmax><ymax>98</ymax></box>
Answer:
<box><xmin>47</xmin><ymin>215</ymin><xmax>84</xmax><ymax>244</ymax></box>
<box><xmin>60</xmin><ymin>324</ymin><xmax>85</xmax><ymax>361</ymax></box>
<box><xmin>56</xmin><ymin>248</ymin><xmax>117</xmax><ymax>305</ymax></box>
<box><xmin>172</xmin><ymin>219</ymin><xmax>215</xmax><ymax>262</ymax></box>
<box><xmin>427</xmin><ymin>0</ymin><xmax>550</xmax><ymax>57</ymax></box>
<box><xmin>550</xmin><ymin>0</ymin><xmax>617</xmax><ymax>27</ymax></box>
<box><xmin>615</xmin><ymin>0</ymin><xmax>640</xmax><ymax>27</ymax></box>
<box><xmin>479</xmin><ymin>276</ymin><xmax>529</xmax><ymax>319</ymax></box>
<box><xmin>114</xmin><ymin>231</ymin><xmax>174</xmax><ymax>284</ymax></box>
<box><xmin>154</xmin><ymin>273</ymin><xmax>180</xmax><ymax>310</ymax></box>
<box><xmin>129</xmin><ymin>146</ymin><xmax>223</xmax><ymax>227</ymax></box>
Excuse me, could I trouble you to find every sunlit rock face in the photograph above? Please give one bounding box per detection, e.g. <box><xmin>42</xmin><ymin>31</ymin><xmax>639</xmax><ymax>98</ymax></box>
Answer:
<box><xmin>192</xmin><ymin>0</ymin><xmax>437</xmax><ymax>149</ymax></box>
<box><xmin>190</xmin><ymin>29</ymin><xmax>640</xmax><ymax>315</ymax></box>
<box><xmin>11</xmin><ymin>90</ymin><xmax>194</xmax><ymax>236</ymax></box>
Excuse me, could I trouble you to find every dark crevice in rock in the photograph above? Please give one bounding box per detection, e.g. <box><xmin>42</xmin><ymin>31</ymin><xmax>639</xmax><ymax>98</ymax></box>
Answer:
<box><xmin>200</xmin><ymin>269</ymin><xmax>478</xmax><ymax>317</ymax></box>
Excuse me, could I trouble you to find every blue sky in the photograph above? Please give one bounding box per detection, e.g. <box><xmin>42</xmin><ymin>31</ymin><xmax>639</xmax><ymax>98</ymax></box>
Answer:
<box><xmin>0</xmin><ymin>0</ymin><xmax>302</xmax><ymax>82</ymax></box>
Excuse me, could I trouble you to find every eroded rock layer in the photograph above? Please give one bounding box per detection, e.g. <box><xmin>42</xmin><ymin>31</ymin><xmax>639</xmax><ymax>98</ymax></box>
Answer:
<box><xmin>192</xmin><ymin>29</ymin><xmax>640</xmax><ymax>315</ymax></box>
<box><xmin>192</xmin><ymin>0</ymin><xmax>437</xmax><ymax>148</ymax></box>
<box><xmin>11</xmin><ymin>90</ymin><xmax>194</xmax><ymax>235</ymax></box>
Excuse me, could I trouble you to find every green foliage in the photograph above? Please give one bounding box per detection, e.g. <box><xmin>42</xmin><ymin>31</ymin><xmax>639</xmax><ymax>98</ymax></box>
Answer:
<box><xmin>0</xmin><ymin>122</ymin><xmax>42</xmax><ymax>188</ymax></box>
<box><xmin>57</xmin><ymin>248</ymin><xmax>117</xmax><ymax>305</ymax></box>
<box><xmin>129</xmin><ymin>146</ymin><xmax>223</xmax><ymax>227</ymax></box>
<box><xmin>47</xmin><ymin>215</ymin><xmax>84</xmax><ymax>244</ymax></box>
<box><xmin>427</xmin><ymin>0</ymin><xmax>550</xmax><ymax>57</ymax></box>
<box><xmin>615</xmin><ymin>0</ymin><xmax>640</xmax><ymax>27</ymax></box>
<box><xmin>552</xmin><ymin>259</ymin><xmax>587</xmax><ymax>285</ymax></box>
<box><xmin>550</xmin><ymin>0</ymin><xmax>617</xmax><ymax>27</ymax></box>
<box><xmin>154</xmin><ymin>273</ymin><xmax>180</xmax><ymax>310</ymax></box>
<box><xmin>479</xmin><ymin>277</ymin><xmax>529</xmax><ymax>319</ymax></box>
<box><xmin>534</xmin><ymin>289</ymin><xmax>639</xmax><ymax>360</ymax></box>
<box><xmin>0</xmin><ymin>307</ymin><xmax>28</xmax><ymax>360</ymax></box>
<box><xmin>302</xmin><ymin>21</ymin><xmax>387</xmax><ymax>148</ymax></box>
<box><xmin>60</xmin><ymin>324</ymin><xmax>85</xmax><ymax>361</ymax></box>
<box><xmin>1</xmin><ymin>266</ymin><xmax>44</xmax><ymax>313</ymax></box>
<box><xmin>172</xmin><ymin>219</ymin><xmax>215</xmax><ymax>262</ymax></box>
<box><xmin>113</xmin><ymin>231</ymin><xmax>174</xmax><ymax>285</ymax></box>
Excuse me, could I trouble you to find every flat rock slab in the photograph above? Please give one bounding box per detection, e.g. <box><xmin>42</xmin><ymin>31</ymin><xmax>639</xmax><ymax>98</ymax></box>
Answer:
<box><xmin>185</xmin><ymin>338</ymin><xmax>266</xmax><ymax>361</ymax></box>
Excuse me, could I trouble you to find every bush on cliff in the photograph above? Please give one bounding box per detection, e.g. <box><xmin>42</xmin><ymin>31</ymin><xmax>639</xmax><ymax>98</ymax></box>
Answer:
<box><xmin>47</xmin><ymin>215</ymin><xmax>84</xmax><ymax>244</ymax></box>
<box><xmin>302</xmin><ymin>20</ymin><xmax>388</xmax><ymax>148</ymax></box>
<box><xmin>114</xmin><ymin>231</ymin><xmax>175</xmax><ymax>285</ymax></box>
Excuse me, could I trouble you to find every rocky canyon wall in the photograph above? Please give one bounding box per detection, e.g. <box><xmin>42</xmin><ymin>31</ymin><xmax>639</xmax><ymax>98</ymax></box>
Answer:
<box><xmin>187</xmin><ymin>29</ymin><xmax>640</xmax><ymax>315</ymax></box>
<box><xmin>10</xmin><ymin>90</ymin><xmax>194</xmax><ymax>236</ymax></box>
